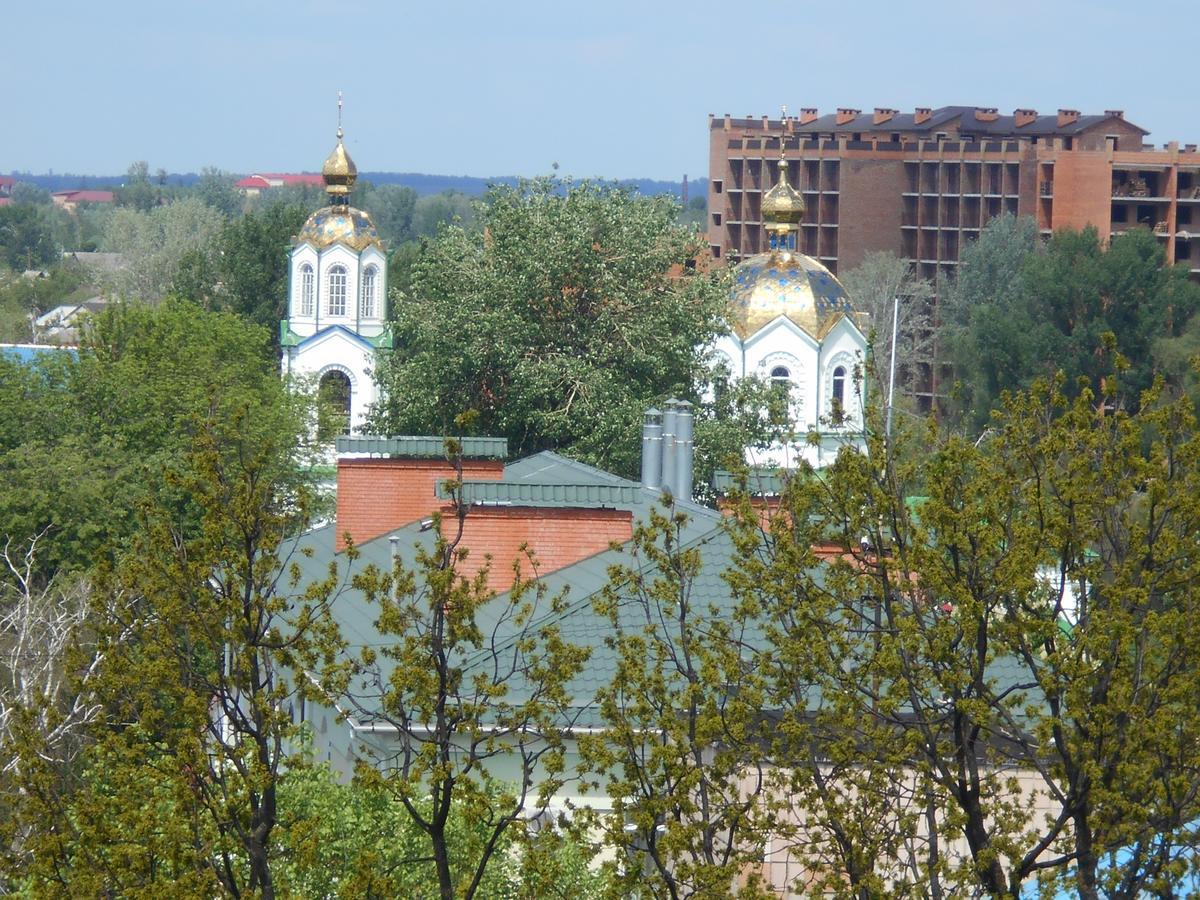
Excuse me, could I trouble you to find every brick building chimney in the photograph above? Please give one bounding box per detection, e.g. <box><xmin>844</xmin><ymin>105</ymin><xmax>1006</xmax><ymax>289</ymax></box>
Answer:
<box><xmin>974</xmin><ymin>107</ymin><xmax>999</xmax><ymax>122</ymax></box>
<box><xmin>914</xmin><ymin>107</ymin><xmax>933</xmax><ymax>125</ymax></box>
<box><xmin>1057</xmin><ymin>109</ymin><xmax>1081</xmax><ymax>127</ymax></box>
<box><xmin>1013</xmin><ymin>108</ymin><xmax>1038</xmax><ymax>127</ymax></box>
<box><xmin>836</xmin><ymin>108</ymin><xmax>861</xmax><ymax>126</ymax></box>
<box><xmin>873</xmin><ymin>108</ymin><xmax>897</xmax><ymax>125</ymax></box>
<box><xmin>799</xmin><ymin>108</ymin><xmax>819</xmax><ymax>125</ymax></box>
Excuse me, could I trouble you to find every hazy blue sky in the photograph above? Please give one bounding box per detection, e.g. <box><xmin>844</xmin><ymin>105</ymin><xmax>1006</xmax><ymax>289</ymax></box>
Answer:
<box><xmin>8</xmin><ymin>0</ymin><xmax>1199</xmax><ymax>180</ymax></box>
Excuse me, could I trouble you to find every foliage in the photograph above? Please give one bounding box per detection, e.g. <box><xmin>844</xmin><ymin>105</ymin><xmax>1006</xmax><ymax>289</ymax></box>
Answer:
<box><xmin>114</xmin><ymin>160</ymin><xmax>162</xmax><ymax>212</ymax></box>
<box><xmin>838</xmin><ymin>251</ymin><xmax>935</xmax><ymax>402</ymax></box>
<box><xmin>0</xmin><ymin>299</ymin><xmax>301</xmax><ymax>581</ymax></box>
<box><xmin>726</xmin><ymin>363</ymin><xmax>1200</xmax><ymax>897</ymax></box>
<box><xmin>358</xmin><ymin>182</ymin><xmax>419</xmax><ymax>245</ymax></box>
<box><xmin>943</xmin><ymin>216</ymin><xmax>1200</xmax><ymax>429</ymax></box>
<box><xmin>323</xmin><ymin>441</ymin><xmax>591</xmax><ymax>900</ymax></box>
<box><xmin>101</xmin><ymin>197</ymin><xmax>226</xmax><ymax>300</ymax></box>
<box><xmin>580</xmin><ymin>507</ymin><xmax>774</xmax><ymax>899</ymax></box>
<box><xmin>369</xmin><ymin>177</ymin><xmax>729</xmax><ymax>479</ymax></box>
<box><xmin>0</xmin><ymin>204</ymin><xmax>58</xmax><ymax>271</ymax></box>
<box><xmin>2</xmin><ymin>357</ymin><xmax>338</xmax><ymax>898</ymax></box>
<box><xmin>193</xmin><ymin>166</ymin><xmax>244</xmax><ymax>218</ymax></box>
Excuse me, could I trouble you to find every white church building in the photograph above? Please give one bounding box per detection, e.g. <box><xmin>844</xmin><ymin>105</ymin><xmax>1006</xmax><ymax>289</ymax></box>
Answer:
<box><xmin>712</xmin><ymin>155</ymin><xmax>869</xmax><ymax>468</ymax></box>
<box><xmin>280</xmin><ymin>124</ymin><xmax>391</xmax><ymax>436</ymax></box>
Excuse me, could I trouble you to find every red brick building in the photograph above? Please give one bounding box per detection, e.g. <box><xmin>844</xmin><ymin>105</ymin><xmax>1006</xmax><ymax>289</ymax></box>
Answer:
<box><xmin>707</xmin><ymin>106</ymin><xmax>1200</xmax><ymax>283</ymax></box>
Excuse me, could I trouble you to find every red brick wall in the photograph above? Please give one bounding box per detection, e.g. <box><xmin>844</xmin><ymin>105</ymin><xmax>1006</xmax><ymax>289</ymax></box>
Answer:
<box><xmin>838</xmin><ymin>157</ymin><xmax>907</xmax><ymax>270</ymax></box>
<box><xmin>1050</xmin><ymin>152</ymin><xmax>1112</xmax><ymax>237</ymax></box>
<box><xmin>335</xmin><ymin>458</ymin><xmax>505</xmax><ymax>551</ymax></box>
<box><xmin>440</xmin><ymin>505</ymin><xmax>633</xmax><ymax>594</ymax></box>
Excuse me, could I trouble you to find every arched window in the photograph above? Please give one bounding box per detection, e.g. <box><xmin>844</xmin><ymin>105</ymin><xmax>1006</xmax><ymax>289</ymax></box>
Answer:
<box><xmin>359</xmin><ymin>265</ymin><xmax>377</xmax><ymax>318</ymax></box>
<box><xmin>299</xmin><ymin>263</ymin><xmax>314</xmax><ymax>316</ymax></box>
<box><xmin>831</xmin><ymin>365</ymin><xmax>847</xmax><ymax>419</ymax></box>
<box><xmin>770</xmin><ymin>365</ymin><xmax>791</xmax><ymax>385</ymax></box>
<box><xmin>327</xmin><ymin>265</ymin><xmax>347</xmax><ymax>317</ymax></box>
<box><xmin>317</xmin><ymin>370</ymin><xmax>352</xmax><ymax>440</ymax></box>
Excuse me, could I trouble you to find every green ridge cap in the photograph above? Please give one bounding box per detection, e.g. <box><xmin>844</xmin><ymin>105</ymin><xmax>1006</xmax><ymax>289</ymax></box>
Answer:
<box><xmin>440</xmin><ymin>480</ymin><xmax>642</xmax><ymax>508</ymax></box>
<box><xmin>335</xmin><ymin>435</ymin><xmax>508</xmax><ymax>459</ymax></box>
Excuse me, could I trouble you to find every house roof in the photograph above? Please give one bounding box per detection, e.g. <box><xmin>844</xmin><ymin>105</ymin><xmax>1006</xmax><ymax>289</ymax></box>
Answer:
<box><xmin>51</xmin><ymin>190</ymin><xmax>114</xmax><ymax>203</ymax></box>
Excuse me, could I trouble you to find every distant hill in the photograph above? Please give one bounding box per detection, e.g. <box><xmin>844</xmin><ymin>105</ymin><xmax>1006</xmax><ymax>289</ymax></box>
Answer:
<box><xmin>7</xmin><ymin>171</ymin><xmax>707</xmax><ymax>201</ymax></box>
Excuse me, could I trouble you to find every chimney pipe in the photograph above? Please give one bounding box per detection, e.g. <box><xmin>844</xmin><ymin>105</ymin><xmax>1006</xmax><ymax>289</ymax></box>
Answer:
<box><xmin>640</xmin><ymin>408</ymin><xmax>663</xmax><ymax>491</ymax></box>
<box><xmin>673</xmin><ymin>402</ymin><xmax>694</xmax><ymax>501</ymax></box>
<box><xmin>660</xmin><ymin>400</ymin><xmax>679</xmax><ymax>499</ymax></box>
<box><xmin>914</xmin><ymin>107</ymin><xmax>932</xmax><ymax>125</ymax></box>
<box><xmin>799</xmin><ymin>108</ymin><xmax>818</xmax><ymax>125</ymax></box>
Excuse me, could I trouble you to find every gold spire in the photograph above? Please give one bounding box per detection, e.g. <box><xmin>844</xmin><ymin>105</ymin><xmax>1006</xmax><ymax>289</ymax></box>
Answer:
<box><xmin>322</xmin><ymin>91</ymin><xmax>357</xmax><ymax>201</ymax></box>
<box><xmin>760</xmin><ymin>120</ymin><xmax>804</xmax><ymax>243</ymax></box>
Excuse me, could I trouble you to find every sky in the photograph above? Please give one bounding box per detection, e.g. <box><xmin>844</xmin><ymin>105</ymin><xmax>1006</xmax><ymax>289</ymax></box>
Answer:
<box><xmin>7</xmin><ymin>0</ymin><xmax>1200</xmax><ymax>181</ymax></box>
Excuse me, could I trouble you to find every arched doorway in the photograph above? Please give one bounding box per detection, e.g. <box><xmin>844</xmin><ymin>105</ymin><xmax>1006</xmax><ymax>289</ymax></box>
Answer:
<box><xmin>317</xmin><ymin>370</ymin><xmax>352</xmax><ymax>440</ymax></box>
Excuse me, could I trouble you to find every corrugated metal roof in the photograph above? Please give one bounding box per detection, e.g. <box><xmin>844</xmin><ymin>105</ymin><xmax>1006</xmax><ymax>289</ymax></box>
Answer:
<box><xmin>334</xmin><ymin>435</ymin><xmax>508</xmax><ymax>459</ymax></box>
<box><xmin>440</xmin><ymin>480</ymin><xmax>643</xmax><ymax>507</ymax></box>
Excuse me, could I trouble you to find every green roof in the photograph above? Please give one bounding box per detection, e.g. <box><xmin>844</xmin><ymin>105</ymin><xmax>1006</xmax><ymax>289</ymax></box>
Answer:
<box><xmin>438</xmin><ymin>480</ymin><xmax>643</xmax><ymax>508</ymax></box>
<box><xmin>335</xmin><ymin>435</ymin><xmax>509</xmax><ymax>459</ymax></box>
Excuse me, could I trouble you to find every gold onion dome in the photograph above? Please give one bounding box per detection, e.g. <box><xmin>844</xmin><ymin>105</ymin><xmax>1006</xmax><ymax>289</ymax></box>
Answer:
<box><xmin>297</xmin><ymin>125</ymin><xmax>382</xmax><ymax>252</ymax></box>
<box><xmin>728</xmin><ymin>157</ymin><xmax>856</xmax><ymax>339</ymax></box>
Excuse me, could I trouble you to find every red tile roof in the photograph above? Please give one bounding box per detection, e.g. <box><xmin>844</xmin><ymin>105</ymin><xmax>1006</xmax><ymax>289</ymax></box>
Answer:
<box><xmin>52</xmin><ymin>190</ymin><xmax>114</xmax><ymax>203</ymax></box>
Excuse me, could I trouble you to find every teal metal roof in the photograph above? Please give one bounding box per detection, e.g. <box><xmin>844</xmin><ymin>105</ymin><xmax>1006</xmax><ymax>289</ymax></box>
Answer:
<box><xmin>335</xmin><ymin>435</ymin><xmax>508</xmax><ymax>459</ymax></box>
<box><xmin>439</xmin><ymin>480</ymin><xmax>643</xmax><ymax>508</ymax></box>
<box><xmin>711</xmin><ymin>467</ymin><xmax>791</xmax><ymax>495</ymax></box>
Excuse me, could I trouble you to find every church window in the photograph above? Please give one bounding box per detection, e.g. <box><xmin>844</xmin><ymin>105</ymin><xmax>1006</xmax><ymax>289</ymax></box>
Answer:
<box><xmin>317</xmin><ymin>370</ymin><xmax>352</xmax><ymax>439</ymax></box>
<box><xmin>299</xmin><ymin>264</ymin><xmax>314</xmax><ymax>316</ymax></box>
<box><xmin>360</xmin><ymin>265</ymin><xmax>377</xmax><ymax>318</ymax></box>
<box><xmin>831</xmin><ymin>365</ymin><xmax>847</xmax><ymax>420</ymax></box>
<box><xmin>770</xmin><ymin>365</ymin><xmax>791</xmax><ymax>384</ymax></box>
<box><xmin>327</xmin><ymin>265</ymin><xmax>348</xmax><ymax>316</ymax></box>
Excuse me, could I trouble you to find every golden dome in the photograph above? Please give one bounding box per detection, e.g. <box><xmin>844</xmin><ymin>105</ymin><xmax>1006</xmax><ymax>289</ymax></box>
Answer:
<box><xmin>728</xmin><ymin>250</ymin><xmax>856</xmax><ymax>339</ymax></box>
<box><xmin>297</xmin><ymin>205</ymin><xmax>382</xmax><ymax>251</ymax></box>
<box><xmin>322</xmin><ymin>127</ymin><xmax>357</xmax><ymax>199</ymax></box>
<box><xmin>761</xmin><ymin>158</ymin><xmax>805</xmax><ymax>226</ymax></box>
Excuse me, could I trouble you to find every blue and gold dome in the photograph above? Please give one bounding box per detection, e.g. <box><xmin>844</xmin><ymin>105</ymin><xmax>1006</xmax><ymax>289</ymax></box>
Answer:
<box><xmin>728</xmin><ymin>157</ymin><xmax>856</xmax><ymax>339</ymax></box>
<box><xmin>297</xmin><ymin>206</ymin><xmax>382</xmax><ymax>251</ymax></box>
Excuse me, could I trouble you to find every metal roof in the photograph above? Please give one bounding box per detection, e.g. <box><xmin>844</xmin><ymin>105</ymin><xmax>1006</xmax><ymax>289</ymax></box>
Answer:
<box><xmin>334</xmin><ymin>434</ymin><xmax>508</xmax><ymax>459</ymax></box>
<box><xmin>440</xmin><ymin>480</ymin><xmax>644</xmax><ymax>508</ymax></box>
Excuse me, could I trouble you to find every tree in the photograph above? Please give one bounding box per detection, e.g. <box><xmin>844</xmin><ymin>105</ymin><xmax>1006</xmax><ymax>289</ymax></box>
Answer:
<box><xmin>3</xmin><ymin>348</ymin><xmax>340</xmax><ymax>898</ymax></box>
<box><xmin>0</xmin><ymin>204</ymin><xmax>58</xmax><ymax>270</ymax></box>
<box><xmin>580</xmin><ymin>507</ymin><xmax>774</xmax><ymax>899</ymax></box>
<box><xmin>942</xmin><ymin>216</ymin><xmax>1200</xmax><ymax>429</ymax></box>
<box><xmin>839</xmin><ymin>251</ymin><xmax>935</xmax><ymax>403</ymax></box>
<box><xmin>0</xmin><ymin>299</ymin><xmax>298</xmax><ymax>581</ymax></box>
<box><xmin>114</xmin><ymin>160</ymin><xmax>160</xmax><ymax>211</ymax></box>
<box><xmin>193</xmin><ymin>166</ymin><xmax>244</xmax><ymax>218</ymax></box>
<box><xmin>328</xmin><ymin>441</ymin><xmax>591</xmax><ymax>900</ymax></box>
<box><xmin>101</xmin><ymin>197</ymin><xmax>226</xmax><ymax>300</ymax></box>
<box><xmin>359</xmin><ymin>182</ymin><xmax>418</xmax><ymax>245</ymax></box>
<box><xmin>369</xmin><ymin>177</ymin><xmax>729</xmax><ymax>478</ymax></box>
<box><xmin>735</xmin><ymin>365</ymin><xmax>1200</xmax><ymax>897</ymax></box>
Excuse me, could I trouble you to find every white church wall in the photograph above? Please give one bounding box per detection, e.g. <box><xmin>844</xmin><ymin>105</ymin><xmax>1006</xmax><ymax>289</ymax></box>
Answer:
<box><xmin>285</xmin><ymin>330</ymin><xmax>379</xmax><ymax>434</ymax></box>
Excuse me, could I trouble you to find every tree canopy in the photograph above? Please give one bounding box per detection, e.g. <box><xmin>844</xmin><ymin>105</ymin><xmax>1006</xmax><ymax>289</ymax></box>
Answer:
<box><xmin>368</xmin><ymin>177</ymin><xmax>731</xmax><ymax>478</ymax></box>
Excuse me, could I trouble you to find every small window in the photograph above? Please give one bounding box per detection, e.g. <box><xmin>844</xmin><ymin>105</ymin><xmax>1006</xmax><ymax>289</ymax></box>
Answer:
<box><xmin>832</xmin><ymin>365</ymin><xmax>847</xmax><ymax>417</ymax></box>
<box><xmin>327</xmin><ymin>265</ymin><xmax>347</xmax><ymax>316</ymax></box>
<box><xmin>299</xmin><ymin>263</ymin><xmax>314</xmax><ymax>316</ymax></box>
<box><xmin>770</xmin><ymin>365</ymin><xmax>791</xmax><ymax>383</ymax></box>
<box><xmin>359</xmin><ymin>265</ymin><xmax>377</xmax><ymax>318</ymax></box>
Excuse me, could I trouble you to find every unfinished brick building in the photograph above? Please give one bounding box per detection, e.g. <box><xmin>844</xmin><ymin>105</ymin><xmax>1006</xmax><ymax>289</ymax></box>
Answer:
<box><xmin>707</xmin><ymin>106</ymin><xmax>1200</xmax><ymax>284</ymax></box>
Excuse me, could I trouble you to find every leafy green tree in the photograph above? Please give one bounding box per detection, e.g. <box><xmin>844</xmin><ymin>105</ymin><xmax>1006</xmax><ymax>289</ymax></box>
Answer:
<box><xmin>739</xmin><ymin>364</ymin><xmax>1200</xmax><ymax>897</ymax></box>
<box><xmin>0</xmin><ymin>299</ymin><xmax>297</xmax><ymax>580</ymax></box>
<box><xmin>328</xmin><ymin>443</ymin><xmax>591</xmax><ymax>900</ymax></box>
<box><xmin>369</xmin><ymin>177</ymin><xmax>729</xmax><ymax>478</ymax></box>
<box><xmin>2</xmin><ymin>350</ymin><xmax>339</xmax><ymax>898</ymax></box>
<box><xmin>0</xmin><ymin>204</ymin><xmax>58</xmax><ymax>270</ymax></box>
<box><xmin>115</xmin><ymin>160</ymin><xmax>160</xmax><ymax>211</ymax></box>
<box><xmin>102</xmin><ymin>197</ymin><xmax>226</xmax><ymax>300</ymax></box>
<box><xmin>359</xmin><ymin>182</ymin><xmax>418</xmax><ymax>245</ymax></box>
<box><xmin>193</xmin><ymin>166</ymin><xmax>244</xmax><ymax>218</ymax></box>
<box><xmin>414</xmin><ymin>189</ymin><xmax>475</xmax><ymax>237</ymax></box>
<box><xmin>580</xmin><ymin>507</ymin><xmax>773</xmax><ymax>899</ymax></box>
<box><xmin>9</xmin><ymin>183</ymin><xmax>51</xmax><ymax>206</ymax></box>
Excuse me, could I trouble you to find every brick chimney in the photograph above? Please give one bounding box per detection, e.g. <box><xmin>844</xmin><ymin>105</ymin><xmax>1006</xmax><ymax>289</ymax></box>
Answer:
<box><xmin>333</xmin><ymin>436</ymin><xmax>507</xmax><ymax>551</ymax></box>
<box><xmin>914</xmin><ymin>107</ymin><xmax>932</xmax><ymax>125</ymax></box>
<box><xmin>799</xmin><ymin>107</ymin><xmax>819</xmax><ymax>125</ymax></box>
<box><xmin>1057</xmin><ymin>109</ymin><xmax>1081</xmax><ymax>127</ymax></box>
<box><xmin>1104</xmin><ymin>110</ymin><xmax>1125</xmax><ymax>120</ymax></box>
<box><xmin>1013</xmin><ymin>108</ymin><xmax>1038</xmax><ymax>127</ymax></box>
<box><xmin>836</xmin><ymin>108</ymin><xmax>861</xmax><ymax>126</ymax></box>
<box><xmin>974</xmin><ymin>107</ymin><xmax>999</xmax><ymax>122</ymax></box>
<box><xmin>873</xmin><ymin>107</ymin><xmax>897</xmax><ymax>125</ymax></box>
